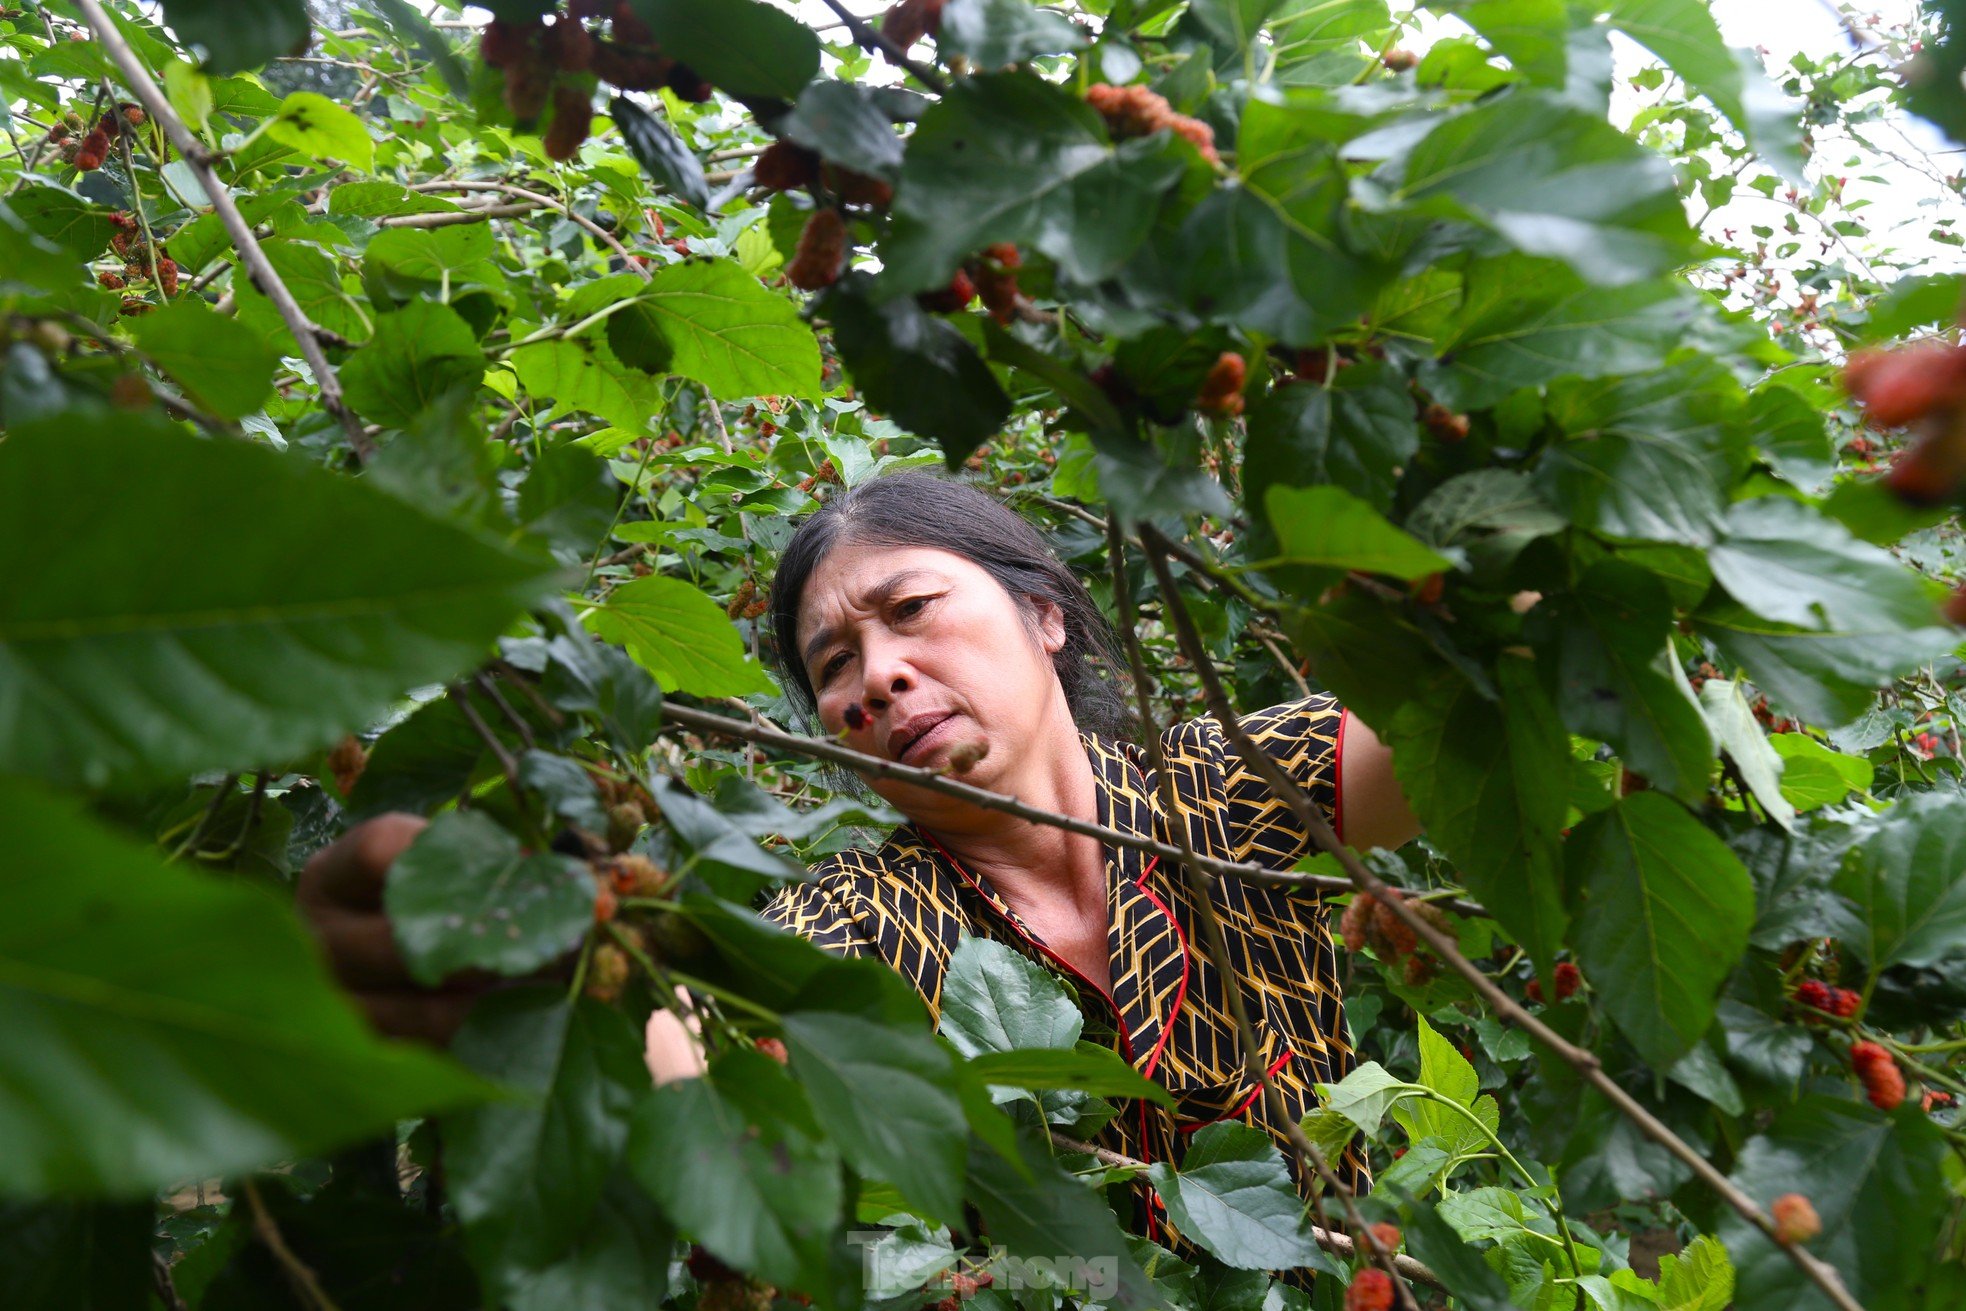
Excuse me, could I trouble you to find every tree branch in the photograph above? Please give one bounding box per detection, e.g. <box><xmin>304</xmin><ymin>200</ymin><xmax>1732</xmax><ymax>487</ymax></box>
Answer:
<box><xmin>1135</xmin><ymin>524</ymin><xmax>1870</xmax><ymax>1311</ymax></box>
<box><xmin>1108</xmin><ymin>522</ymin><xmax>1418</xmax><ymax>1310</ymax></box>
<box><xmin>812</xmin><ymin>0</ymin><xmax>947</xmax><ymax>92</ymax></box>
<box><xmin>75</xmin><ymin>0</ymin><xmax>373</xmax><ymax>459</ymax></box>
<box><xmin>632</xmin><ymin>694</ymin><xmax>1487</xmax><ymax>916</ymax></box>
<box><xmin>242</xmin><ymin>1179</ymin><xmax>341</xmax><ymax>1311</ymax></box>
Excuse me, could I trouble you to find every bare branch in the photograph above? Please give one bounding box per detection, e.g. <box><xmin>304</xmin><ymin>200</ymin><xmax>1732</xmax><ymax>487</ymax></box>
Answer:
<box><xmin>1108</xmin><ymin>521</ymin><xmax>1419</xmax><ymax>1310</ymax></box>
<box><xmin>1135</xmin><ymin>524</ymin><xmax>1871</xmax><ymax>1311</ymax></box>
<box><xmin>630</xmin><ymin>694</ymin><xmax>1486</xmax><ymax>915</ymax></box>
<box><xmin>75</xmin><ymin>0</ymin><xmax>373</xmax><ymax>459</ymax></box>
<box><xmin>813</xmin><ymin>0</ymin><xmax>948</xmax><ymax>92</ymax></box>
<box><xmin>242</xmin><ymin>1179</ymin><xmax>341</xmax><ymax>1311</ymax></box>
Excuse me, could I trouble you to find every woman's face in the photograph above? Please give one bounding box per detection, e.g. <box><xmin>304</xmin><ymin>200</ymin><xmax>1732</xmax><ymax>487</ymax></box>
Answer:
<box><xmin>794</xmin><ymin>540</ymin><xmax>1070</xmax><ymax>809</ymax></box>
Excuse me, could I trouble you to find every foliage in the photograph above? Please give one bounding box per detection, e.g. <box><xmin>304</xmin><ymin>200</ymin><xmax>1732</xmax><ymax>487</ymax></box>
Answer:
<box><xmin>0</xmin><ymin>1</ymin><xmax>1964</xmax><ymax>1309</ymax></box>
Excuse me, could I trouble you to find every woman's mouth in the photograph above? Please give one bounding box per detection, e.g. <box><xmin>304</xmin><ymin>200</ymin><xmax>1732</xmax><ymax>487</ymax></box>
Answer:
<box><xmin>891</xmin><ymin>713</ymin><xmax>956</xmax><ymax>763</ymax></box>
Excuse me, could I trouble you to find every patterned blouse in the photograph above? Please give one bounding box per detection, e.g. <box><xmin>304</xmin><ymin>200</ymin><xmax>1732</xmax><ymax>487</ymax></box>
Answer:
<box><xmin>758</xmin><ymin>694</ymin><xmax>1367</xmax><ymax>1281</ymax></box>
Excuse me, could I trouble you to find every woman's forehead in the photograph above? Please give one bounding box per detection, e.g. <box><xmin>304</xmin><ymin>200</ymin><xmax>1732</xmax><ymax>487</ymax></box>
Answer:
<box><xmin>795</xmin><ymin>542</ymin><xmax>983</xmax><ymax>634</ymax></box>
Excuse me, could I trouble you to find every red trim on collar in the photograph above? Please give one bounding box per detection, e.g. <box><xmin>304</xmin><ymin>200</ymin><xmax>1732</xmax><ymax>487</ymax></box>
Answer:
<box><xmin>1332</xmin><ymin>708</ymin><xmax>1350</xmax><ymax>846</ymax></box>
<box><xmin>1176</xmin><ymin>1049</ymin><xmax>1295</xmax><ymax>1134</ymax></box>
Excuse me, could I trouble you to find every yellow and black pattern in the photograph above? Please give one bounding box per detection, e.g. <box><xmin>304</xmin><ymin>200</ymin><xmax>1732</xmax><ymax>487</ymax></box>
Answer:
<box><xmin>759</xmin><ymin>694</ymin><xmax>1367</xmax><ymax>1283</ymax></box>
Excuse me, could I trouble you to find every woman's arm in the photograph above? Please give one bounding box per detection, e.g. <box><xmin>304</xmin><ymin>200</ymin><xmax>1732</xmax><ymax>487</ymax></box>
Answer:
<box><xmin>1337</xmin><ymin>712</ymin><xmax>1422</xmax><ymax>852</ymax></box>
<box><xmin>646</xmin><ymin>988</ymin><xmax>708</xmax><ymax>1085</ymax></box>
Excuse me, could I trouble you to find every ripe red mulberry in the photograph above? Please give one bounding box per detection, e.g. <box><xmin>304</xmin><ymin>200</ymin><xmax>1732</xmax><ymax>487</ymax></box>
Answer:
<box><xmin>1794</xmin><ymin>979</ymin><xmax>1832</xmax><ymax>1012</ymax></box>
<box><xmin>881</xmin><ymin>0</ymin><xmax>945</xmax><ymax>49</ymax></box>
<box><xmin>753</xmin><ymin>140</ymin><xmax>820</xmax><ymax>192</ymax></box>
<box><xmin>1344</xmin><ymin>1268</ymin><xmax>1393</xmax><ymax>1311</ymax></box>
<box><xmin>544</xmin><ymin>83</ymin><xmax>594</xmax><ymax>161</ymax></box>
<box><xmin>786</xmin><ymin>208</ymin><xmax>847</xmax><ymax>290</ymax></box>
<box><xmin>1553</xmin><ymin>961</ymin><xmax>1582</xmax><ymax>1001</ymax></box>
<box><xmin>1850</xmin><ymin>1040</ymin><xmax>1906</xmax><ymax>1111</ymax></box>
<box><xmin>1196</xmin><ymin>351</ymin><xmax>1247</xmax><ymax>417</ymax></box>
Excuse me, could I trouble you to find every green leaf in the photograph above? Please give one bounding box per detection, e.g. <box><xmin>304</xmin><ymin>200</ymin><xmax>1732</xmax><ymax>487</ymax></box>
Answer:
<box><xmin>581</xmin><ymin>574</ymin><xmax>775</xmax><ymax>696</ymax></box>
<box><xmin>162</xmin><ymin>59</ymin><xmax>217</xmax><ymax>136</ymax></box>
<box><xmin>1317</xmin><ymin>1061</ymin><xmax>1420</xmax><ymax>1135</ymax></box>
<box><xmin>1750</xmin><ymin>384</ymin><xmax>1836</xmax><ymax>490</ymax></box>
<box><xmin>160</xmin><ymin>0</ymin><xmax>310</xmax><ymax>74</ymax></box>
<box><xmin>1535</xmin><ymin>360</ymin><xmax>1746</xmax><ymax>547</ymax></box>
<box><xmin>938</xmin><ymin>935</ymin><xmax>1083</xmax><ymax>1057</ymax></box>
<box><xmin>779</xmin><ymin>80</ymin><xmax>905</xmax><ymax>181</ymax></box>
<box><xmin>1242</xmin><ymin>363</ymin><xmax>1419</xmax><ymax>518</ymax></box>
<box><xmin>882</xmin><ymin>72</ymin><xmax>1189</xmax><ymax>293</ymax></box>
<box><xmin>446</xmin><ymin>989</ymin><xmax>653</xmax><ymax>1275</ymax></box>
<box><xmin>633</xmin><ymin>260</ymin><xmax>823</xmax><ymax>400</ymax></box>
<box><xmin>7</xmin><ymin>184</ymin><xmax>115</xmax><ymax>259</ymax></box>
<box><xmin>1268</xmin><ymin>0</ymin><xmax>1394</xmax><ymax>86</ymax></box>
<box><xmin>366</xmin><ymin>0</ymin><xmax>472</xmax><ymax>99</ymax></box>
<box><xmin>1426</xmin><ymin>259</ymin><xmax>1705</xmax><ymax>410</ymax></box>
<box><xmin>1827</xmin><ymin>791</ymin><xmax>1966</xmax><ymax>973</ymax></box>
<box><xmin>1388</xmin><ymin>659</ymin><xmax>1571</xmax><ymax>975</ymax></box>
<box><xmin>339</xmin><ymin>299</ymin><xmax>484</xmax><ymax>428</ymax></box>
<box><xmin>939</xmin><ymin>0</ymin><xmax>1089</xmax><ymax>68</ymax></box>
<box><xmin>625</xmin><ymin>1061</ymin><xmax>841</xmax><ymax>1289</ymax></box>
<box><xmin>346</xmin><ymin>694</ymin><xmax>508</xmax><ymax>819</ymax></box>
<box><xmin>1690</xmin><ymin>601</ymin><xmax>1959</xmax><ymax>727</ymax></box>
<box><xmin>964</xmin><ymin>1127</ymin><xmax>1163</xmax><ymax>1311</ymax></box>
<box><xmin>235</xmin><ymin>238</ymin><xmax>373</xmax><ymax>346</ymax></box>
<box><xmin>782</xmin><ymin>1009</ymin><xmax>967</xmax><ymax>1227</ymax></box>
<box><xmin>127</xmin><ymin>297</ymin><xmax>279</xmax><ymax>421</ymax></box>
<box><xmin>1698</xmin><ymin>679</ymin><xmax>1794</xmax><ymax>831</ymax></box>
<box><xmin>264</xmin><ymin>91</ymin><xmax>374</xmax><ymax>169</ymax></box>
<box><xmin>1454</xmin><ymin>0</ymin><xmax>1571</xmax><ymax>86</ymax></box>
<box><xmin>967</xmin><ymin>1046</ymin><xmax>1174</xmax><ymax>1106</ymax></box>
<box><xmin>1263</xmin><ymin>485</ymin><xmax>1452</xmax><ymax>580</ymax></box>
<box><xmin>1189</xmin><ymin>94</ymin><xmax>1393</xmax><ymax>342</ymax></box>
<box><xmin>611</xmin><ymin>96</ymin><xmax>710</xmax><ymax>211</ymax></box>
<box><xmin>367</xmin><ymin>224</ymin><xmax>500</xmax><ymax>289</ymax></box>
<box><xmin>510</xmin><ymin>331</ymin><xmax>667</xmax><ymax>435</ymax></box>
<box><xmin>0</xmin><ymin>415</ymin><xmax>558</xmax><ymax>788</ymax></box>
<box><xmin>1654</xmin><ymin>1234</ymin><xmax>1734</xmax><ymax>1311</ymax></box>
<box><xmin>1381</xmin><ymin>90</ymin><xmax>1696</xmax><ymax>285</ymax></box>
<box><xmin>626</xmin><ymin>0</ymin><xmax>820</xmax><ymax>101</ymax></box>
<box><xmin>1145</xmin><ymin>1122</ymin><xmax>1319</xmax><ymax>1270</ymax></box>
<box><xmin>385</xmin><ymin>811</ymin><xmax>597</xmax><ymax>986</ymax></box>
<box><xmin>822</xmin><ymin>271</ymin><xmax>1012</xmax><ymax>465</ymax></box>
<box><xmin>1566</xmin><ymin>793</ymin><xmax>1755</xmax><ymax>1067</ymax></box>
<box><xmin>1555</xmin><ymin>560</ymin><xmax>1714</xmax><ymax>801</ymax></box>
<box><xmin>1389</xmin><ymin>1015</ymin><xmax>1493</xmax><ymax>1155</ymax></box>
<box><xmin>1708</xmin><ymin>497</ymin><xmax>1942</xmax><ymax>633</ymax></box>
<box><xmin>1606</xmin><ymin>0</ymin><xmax>1804</xmax><ymax>180</ymax></box>
<box><xmin>0</xmin><ymin>1200</ymin><xmax>155</xmax><ymax>1309</ymax></box>
<box><xmin>1722</xmin><ymin>1096</ymin><xmax>1950</xmax><ymax>1311</ymax></box>
<box><xmin>0</xmin><ymin>778</ymin><xmax>488</xmax><ymax>1196</ymax></box>
<box><xmin>1407</xmin><ymin>469</ymin><xmax>1568</xmax><ymax>578</ymax></box>
<box><xmin>1768</xmin><ymin>734</ymin><xmax>1871</xmax><ymax>811</ymax></box>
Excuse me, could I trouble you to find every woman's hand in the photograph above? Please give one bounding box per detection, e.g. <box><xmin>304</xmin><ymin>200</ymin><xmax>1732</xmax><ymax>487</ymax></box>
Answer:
<box><xmin>297</xmin><ymin>813</ymin><xmax>490</xmax><ymax>1046</ymax></box>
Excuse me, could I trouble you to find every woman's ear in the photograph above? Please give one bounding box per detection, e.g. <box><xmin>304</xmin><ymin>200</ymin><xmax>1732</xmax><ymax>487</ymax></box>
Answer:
<box><xmin>1031</xmin><ymin>597</ymin><xmax>1067</xmax><ymax>655</ymax></box>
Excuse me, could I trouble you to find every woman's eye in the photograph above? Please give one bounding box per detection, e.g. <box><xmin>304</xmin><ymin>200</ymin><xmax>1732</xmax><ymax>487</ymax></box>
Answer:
<box><xmin>819</xmin><ymin>652</ymin><xmax>850</xmax><ymax>683</ymax></box>
<box><xmin>895</xmin><ymin>597</ymin><xmax>929</xmax><ymax>620</ymax></box>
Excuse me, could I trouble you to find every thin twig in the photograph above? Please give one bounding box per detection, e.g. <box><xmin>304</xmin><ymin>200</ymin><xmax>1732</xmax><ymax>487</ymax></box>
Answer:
<box><xmin>1049</xmin><ymin>1132</ymin><xmax>1443</xmax><ymax>1289</ymax></box>
<box><xmin>447</xmin><ymin>685</ymin><xmax>522</xmax><ymax>790</ymax></box>
<box><xmin>405</xmin><ymin>179</ymin><xmax>647</xmax><ymax>276</ymax></box>
<box><xmin>1109</xmin><ymin>523</ymin><xmax>1415</xmax><ymax>1308</ymax></box>
<box><xmin>1134</xmin><ymin>525</ymin><xmax>1869</xmax><ymax>1311</ymax></box>
<box><xmin>76</xmin><ymin>0</ymin><xmax>373</xmax><ymax>459</ymax></box>
<box><xmin>626</xmin><ymin>693</ymin><xmax>1488</xmax><ymax>915</ymax></box>
<box><xmin>242</xmin><ymin>1179</ymin><xmax>341</xmax><ymax>1311</ymax></box>
<box><xmin>813</xmin><ymin>0</ymin><xmax>947</xmax><ymax>92</ymax></box>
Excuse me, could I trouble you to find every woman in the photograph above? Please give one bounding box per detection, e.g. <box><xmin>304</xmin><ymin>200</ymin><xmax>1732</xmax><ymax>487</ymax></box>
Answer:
<box><xmin>300</xmin><ymin>471</ymin><xmax>1419</xmax><ymax>1267</ymax></box>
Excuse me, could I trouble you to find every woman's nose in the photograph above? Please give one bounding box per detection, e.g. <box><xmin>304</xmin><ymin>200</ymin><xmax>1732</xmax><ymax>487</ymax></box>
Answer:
<box><xmin>859</xmin><ymin>639</ymin><xmax>912</xmax><ymax>709</ymax></box>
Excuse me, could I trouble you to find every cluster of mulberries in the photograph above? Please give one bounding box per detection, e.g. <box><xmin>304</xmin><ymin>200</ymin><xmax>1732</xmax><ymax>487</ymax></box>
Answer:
<box><xmin>1339</xmin><ymin>887</ymin><xmax>1449</xmax><ymax>986</ymax></box>
<box><xmin>60</xmin><ymin>103</ymin><xmax>140</xmax><ymax>173</ymax></box>
<box><xmin>752</xmin><ymin>141</ymin><xmax>895</xmax><ymax>211</ymax></box>
<box><xmin>786</xmin><ymin>208</ymin><xmax>848</xmax><ymax>290</ymax></box>
<box><xmin>1792</xmin><ymin>978</ymin><xmax>1861</xmax><ymax>1019</ymax></box>
<box><xmin>881</xmin><ymin>0</ymin><xmax>946</xmax><ymax>49</ymax></box>
<box><xmin>1849</xmin><ymin>1040</ymin><xmax>1906</xmax><ymax>1111</ymax></box>
<box><xmin>1084</xmin><ymin>83</ymin><xmax>1219</xmax><ymax>165</ymax></box>
<box><xmin>1524</xmin><ymin>961</ymin><xmax>1583</xmax><ymax>1004</ymax></box>
<box><xmin>103</xmin><ymin>212</ymin><xmax>178</xmax><ymax>310</ymax></box>
<box><xmin>1843</xmin><ymin>338</ymin><xmax>1966</xmax><ymax>511</ymax></box>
